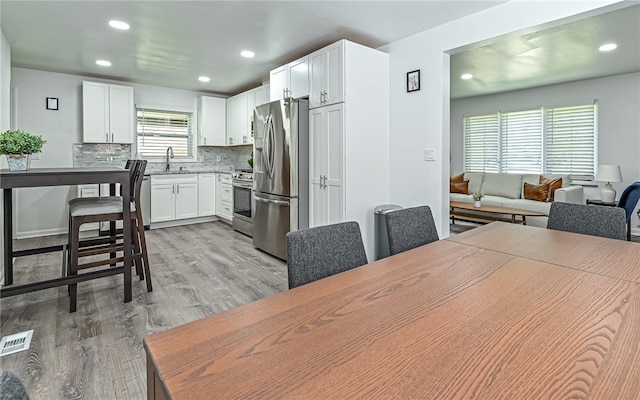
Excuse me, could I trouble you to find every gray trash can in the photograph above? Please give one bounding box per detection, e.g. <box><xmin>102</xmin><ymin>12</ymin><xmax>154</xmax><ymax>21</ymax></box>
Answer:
<box><xmin>374</xmin><ymin>204</ymin><xmax>402</xmax><ymax>260</ymax></box>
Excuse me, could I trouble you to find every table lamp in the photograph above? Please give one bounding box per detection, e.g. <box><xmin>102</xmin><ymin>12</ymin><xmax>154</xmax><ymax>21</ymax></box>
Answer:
<box><xmin>596</xmin><ymin>164</ymin><xmax>622</xmax><ymax>203</ymax></box>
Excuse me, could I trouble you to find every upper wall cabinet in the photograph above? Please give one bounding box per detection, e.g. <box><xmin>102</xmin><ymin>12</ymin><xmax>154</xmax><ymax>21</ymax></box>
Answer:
<box><xmin>197</xmin><ymin>96</ymin><xmax>226</xmax><ymax>146</ymax></box>
<box><xmin>253</xmin><ymin>84</ymin><xmax>270</xmax><ymax>107</ymax></box>
<box><xmin>309</xmin><ymin>41</ymin><xmax>344</xmax><ymax>109</ymax></box>
<box><xmin>270</xmin><ymin>57</ymin><xmax>309</xmax><ymax>101</ymax></box>
<box><xmin>82</xmin><ymin>81</ymin><xmax>134</xmax><ymax>143</ymax></box>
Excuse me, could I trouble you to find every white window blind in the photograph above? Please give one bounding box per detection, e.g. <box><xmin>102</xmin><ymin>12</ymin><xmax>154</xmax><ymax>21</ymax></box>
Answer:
<box><xmin>500</xmin><ymin>109</ymin><xmax>543</xmax><ymax>174</ymax></box>
<box><xmin>463</xmin><ymin>114</ymin><xmax>499</xmax><ymax>172</ymax></box>
<box><xmin>136</xmin><ymin>108</ymin><xmax>193</xmax><ymax>158</ymax></box>
<box><xmin>545</xmin><ymin>102</ymin><xmax>597</xmax><ymax>180</ymax></box>
<box><xmin>463</xmin><ymin>102</ymin><xmax>597</xmax><ymax>181</ymax></box>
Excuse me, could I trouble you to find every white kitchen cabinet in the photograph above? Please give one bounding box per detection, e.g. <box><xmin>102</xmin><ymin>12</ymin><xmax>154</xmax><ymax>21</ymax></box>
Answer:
<box><xmin>236</xmin><ymin>91</ymin><xmax>250</xmax><ymax>145</ymax></box>
<box><xmin>82</xmin><ymin>81</ymin><xmax>134</xmax><ymax>143</ymax></box>
<box><xmin>215</xmin><ymin>173</ymin><xmax>233</xmax><ymax>221</ymax></box>
<box><xmin>197</xmin><ymin>96</ymin><xmax>226</xmax><ymax>146</ymax></box>
<box><xmin>76</xmin><ymin>184</ymin><xmax>100</xmax><ymax>231</ymax></box>
<box><xmin>309</xmin><ymin>41</ymin><xmax>344</xmax><ymax>109</ymax></box>
<box><xmin>226</xmin><ymin>90</ymin><xmax>254</xmax><ymax>146</ymax></box>
<box><xmin>198</xmin><ymin>173</ymin><xmax>216</xmax><ymax>216</ymax></box>
<box><xmin>270</xmin><ymin>57</ymin><xmax>309</xmax><ymax>101</ymax></box>
<box><xmin>309</xmin><ymin>104</ymin><xmax>344</xmax><ymax>227</ymax></box>
<box><xmin>253</xmin><ymin>84</ymin><xmax>270</xmax><ymax>107</ymax></box>
<box><xmin>151</xmin><ymin>174</ymin><xmax>198</xmax><ymax>223</ymax></box>
<box><xmin>307</xmin><ymin>40</ymin><xmax>389</xmax><ymax>261</ymax></box>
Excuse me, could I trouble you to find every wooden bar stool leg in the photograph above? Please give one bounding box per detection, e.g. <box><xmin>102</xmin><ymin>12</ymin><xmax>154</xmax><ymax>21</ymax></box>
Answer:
<box><xmin>69</xmin><ymin>217</ymin><xmax>82</xmax><ymax>313</ymax></box>
<box><xmin>136</xmin><ymin>209</ymin><xmax>152</xmax><ymax>292</ymax></box>
<box><xmin>132</xmin><ymin>219</ymin><xmax>144</xmax><ymax>280</ymax></box>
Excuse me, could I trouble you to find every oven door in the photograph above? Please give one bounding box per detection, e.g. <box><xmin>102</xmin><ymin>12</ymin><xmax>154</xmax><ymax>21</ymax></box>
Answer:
<box><xmin>232</xmin><ymin>181</ymin><xmax>253</xmax><ymax>237</ymax></box>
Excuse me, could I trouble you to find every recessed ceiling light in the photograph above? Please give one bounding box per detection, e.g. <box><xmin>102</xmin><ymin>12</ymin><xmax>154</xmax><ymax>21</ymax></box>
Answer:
<box><xmin>599</xmin><ymin>43</ymin><xmax>617</xmax><ymax>52</ymax></box>
<box><xmin>96</xmin><ymin>60</ymin><xmax>112</xmax><ymax>67</ymax></box>
<box><xmin>198</xmin><ymin>76</ymin><xmax>211</xmax><ymax>83</ymax></box>
<box><xmin>240</xmin><ymin>50</ymin><xmax>255</xmax><ymax>58</ymax></box>
<box><xmin>108</xmin><ymin>20</ymin><xmax>130</xmax><ymax>30</ymax></box>
<box><xmin>461</xmin><ymin>73</ymin><xmax>473</xmax><ymax>80</ymax></box>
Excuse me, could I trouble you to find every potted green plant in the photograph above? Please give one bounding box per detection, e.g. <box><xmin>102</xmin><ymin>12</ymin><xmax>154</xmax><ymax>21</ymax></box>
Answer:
<box><xmin>247</xmin><ymin>151</ymin><xmax>254</xmax><ymax>168</ymax></box>
<box><xmin>0</xmin><ymin>129</ymin><xmax>46</xmax><ymax>171</ymax></box>
<box><xmin>472</xmin><ymin>192</ymin><xmax>484</xmax><ymax>207</ymax></box>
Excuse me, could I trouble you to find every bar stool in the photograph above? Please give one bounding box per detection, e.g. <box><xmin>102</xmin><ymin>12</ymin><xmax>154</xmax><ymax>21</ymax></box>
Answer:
<box><xmin>67</xmin><ymin>160</ymin><xmax>151</xmax><ymax>312</ymax></box>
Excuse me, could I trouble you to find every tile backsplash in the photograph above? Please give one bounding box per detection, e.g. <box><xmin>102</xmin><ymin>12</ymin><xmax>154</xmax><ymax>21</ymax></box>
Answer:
<box><xmin>73</xmin><ymin>143</ymin><xmax>253</xmax><ymax>172</ymax></box>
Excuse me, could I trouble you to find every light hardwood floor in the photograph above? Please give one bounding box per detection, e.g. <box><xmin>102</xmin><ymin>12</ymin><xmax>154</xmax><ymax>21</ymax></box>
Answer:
<box><xmin>0</xmin><ymin>222</ymin><xmax>286</xmax><ymax>400</ymax></box>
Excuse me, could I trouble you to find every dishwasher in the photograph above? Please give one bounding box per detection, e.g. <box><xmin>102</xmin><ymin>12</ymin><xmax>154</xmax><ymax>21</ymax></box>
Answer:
<box><xmin>98</xmin><ymin>174</ymin><xmax>151</xmax><ymax>234</ymax></box>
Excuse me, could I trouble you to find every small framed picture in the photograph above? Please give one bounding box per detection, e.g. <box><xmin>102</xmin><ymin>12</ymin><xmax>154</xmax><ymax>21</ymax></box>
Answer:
<box><xmin>407</xmin><ymin>70</ymin><xmax>420</xmax><ymax>92</ymax></box>
<box><xmin>46</xmin><ymin>97</ymin><xmax>58</xmax><ymax>110</ymax></box>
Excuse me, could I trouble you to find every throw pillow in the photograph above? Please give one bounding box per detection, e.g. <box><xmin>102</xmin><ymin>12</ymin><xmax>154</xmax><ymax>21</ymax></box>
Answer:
<box><xmin>450</xmin><ymin>180</ymin><xmax>469</xmax><ymax>194</ymax></box>
<box><xmin>524</xmin><ymin>182</ymin><xmax>550</xmax><ymax>202</ymax></box>
<box><xmin>539</xmin><ymin>176</ymin><xmax>562</xmax><ymax>201</ymax></box>
<box><xmin>450</xmin><ymin>173</ymin><xmax>464</xmax><ymax>183</ymax></box>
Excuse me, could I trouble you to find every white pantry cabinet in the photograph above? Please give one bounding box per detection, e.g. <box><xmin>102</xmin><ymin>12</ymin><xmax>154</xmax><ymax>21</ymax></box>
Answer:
<box><xmin>82</xmin><ymin>81</ymin><xmax>134</xmax><ymax>143</ymax></box>
<box><xmin>309</xmin><ymin>104</ymin><xmax>344</xmax><ymax>227</ymax></box>
<box><xmin>307</xmin><ymin>39</ymin><xmax>389</xmax><ymax>261</ymax></box>
<box><xmin>270</xmin><ymin>57</ymin><xmax>309</xmax><ymax>101</ymax></box>
<box><xmin>151</xmin><ymin>174</ymin><xmax>198</xmax><ymax>223</ymax></box>
<box><xmin>197</xmin><ymin>96</ymin><xmax>226</xmax><ymax>146</ymax></box>
<box><xmin>308</xmin><ymin>42</ymin><xmax>344</xmax><ymax>109</ymax></box>
<box><xmin>198</xmin><ymin>173</ymin><xmax>216</xmax><ymax>216</ymax></box>
<box><xmin>215</xmin><ymin>173</ymin><xmax>233</xmax><ymax>221</ymax></box>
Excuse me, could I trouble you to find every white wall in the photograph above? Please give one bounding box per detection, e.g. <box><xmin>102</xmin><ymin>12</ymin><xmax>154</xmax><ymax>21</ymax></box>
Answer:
<box><xmin>380</xmin><ymin>0</ymin><xmax>625</xmax><ymax>238</ymax></box>
<box><xmin>9</xmin><ymin>67</ymin><xmax>219</xmax><ymax>238</ymax></box>
<box><xmin>451</xmin><ymin>72</ymin><xmax>640</xmax><ymax>233</ymax></box>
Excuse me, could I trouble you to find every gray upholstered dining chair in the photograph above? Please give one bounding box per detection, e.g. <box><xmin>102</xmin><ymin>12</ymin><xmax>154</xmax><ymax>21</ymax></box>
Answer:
<box><xmin>547</xmin><ymin>201</ymin><xmax>626</xmax><ymax>240</ymax></box>
<box><xmin>385</xmin><ymin>205</ymin><xmax>439</xmax><ymax>255</ymax></box>
<box><xmin>67</xmin><ymin>159</ymin><xmax>151</xmax><ymax>312</ymax></box>
<box><xmin>285</xmin><ymin>221</ymin><xmax>368</xmax><ymax>289</ymax></box>
<box><xmin>0</xmin><ymin>371</ymin><xmax>30</xmax><ymax>399</ymax></box>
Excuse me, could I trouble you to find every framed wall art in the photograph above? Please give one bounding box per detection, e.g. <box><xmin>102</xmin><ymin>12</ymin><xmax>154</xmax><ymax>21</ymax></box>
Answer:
<box><xmin>46</xmin><ymin>97</ymin><xmax>59</xmax><ymax>110</ymax></box>
<box><xmin>407</xmin><ymin>70</ymin><xmax>420</xmax><ymax>92</ymax></box>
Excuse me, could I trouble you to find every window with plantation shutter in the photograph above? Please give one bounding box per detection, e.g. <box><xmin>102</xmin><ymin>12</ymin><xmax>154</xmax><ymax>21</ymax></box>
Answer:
<box><xmin>463</xmin><ymin>114</ymin><xmax>499</xmax><ymax>172</ymax></box>
<box><xmin>136</xmin><ymin>108</ymin><xmax>193</xmax><ymax>158</ymax></box>
<box><xmin>545</xmin><ymin>102</ymin><xmax>597</xmax><ymax>181</ymax></box>
<box><xmin>500</xmin><ymin>109</ymin><xmax>543</xmax><ymax>173</ymax></box>
<box><xmin>463</xmin><ymin>102</ymin><xmax>596</xmax><ymax>181</ymax></box>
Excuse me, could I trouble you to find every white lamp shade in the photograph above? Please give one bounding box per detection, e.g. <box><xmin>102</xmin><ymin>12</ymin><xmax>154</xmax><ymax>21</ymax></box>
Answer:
<box><xmin>596</xmin><ymin>165</ymin><xmax>622</xmax><ymax>183</ymax></box>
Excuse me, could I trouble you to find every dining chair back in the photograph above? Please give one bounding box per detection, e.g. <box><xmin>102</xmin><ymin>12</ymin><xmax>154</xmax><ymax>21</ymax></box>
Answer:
<box><xmin>385</xmin><ymin>205</ymin><xmax>439</xmax><ymax>255</ymax></box>
<box><xmin>286</xmin><ymin>221</ymin><xmax>368</xmax><ymax>289</ymax></box>
<box><xmin>547</xmin><ymin>201</ymin><xmax>626</xmax><ymax>240</ymax></box>
<box><xmin>617</xmin><ymin>181</ymin><xmax>640</xmax><ymax>241</ymax></box>
<box><xmin>66</xmin><ymin>160</ymin><xmax>151</xmax><ymax>312</ymax></box>
<box><xmin>0</xmin><ymin>370</ymin><xmax>30</xmax><ymax>399</ymax></box>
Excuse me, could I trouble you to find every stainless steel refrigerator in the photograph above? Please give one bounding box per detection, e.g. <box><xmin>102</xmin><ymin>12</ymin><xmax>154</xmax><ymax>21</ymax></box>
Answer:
<box><xmin>252</xmin><ymin>98</ymin><xmax>309</xmax><ymax>260</ymax></box>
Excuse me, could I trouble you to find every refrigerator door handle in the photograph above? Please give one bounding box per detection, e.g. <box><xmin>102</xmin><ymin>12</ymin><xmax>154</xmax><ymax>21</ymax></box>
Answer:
<box><xmin>254</xmin><ymin>195</ymin><xmax>290</xmax><ymax>206</ymax></box>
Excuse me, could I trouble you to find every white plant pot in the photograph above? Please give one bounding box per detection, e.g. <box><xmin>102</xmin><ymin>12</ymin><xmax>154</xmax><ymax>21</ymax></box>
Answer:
<box><xmin>474</xmin><ymin>200</ymin><xmax>481</xmax><ymax>207</ymax></box>
<box><xmin>6</xmin><ymin>154</ymin><xmax>30</xmax><ymax>171</ymax></box>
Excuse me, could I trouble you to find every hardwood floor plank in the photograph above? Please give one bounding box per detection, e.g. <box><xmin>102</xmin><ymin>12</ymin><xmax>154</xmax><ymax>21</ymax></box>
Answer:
<box><xmin>1</xmin><ymin>221</ymin><xmax>287</xmax><ymax>399</ymax></box>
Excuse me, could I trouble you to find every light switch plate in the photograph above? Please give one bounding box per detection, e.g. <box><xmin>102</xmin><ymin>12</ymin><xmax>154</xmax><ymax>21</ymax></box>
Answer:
<box><xmin>424</xmin><ymin>148</ymin><xmax>436</xmax><ymax>161</ymax></box>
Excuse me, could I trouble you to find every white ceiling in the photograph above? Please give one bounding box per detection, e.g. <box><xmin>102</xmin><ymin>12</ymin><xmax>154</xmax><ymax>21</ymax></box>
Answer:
<box><xmin>1</xmin><ymin>1</ymin><xmax>638</xmax><ymax>99</ymax></box>
<box><xmin>450</xmin><ymin>3</ymin><xmax>640</xmax><ymax>99</ymax></box>
<box><xmin>0</xmin><ymin>0</ymin><xmax>503</xmax><ymax>96</ymax></box>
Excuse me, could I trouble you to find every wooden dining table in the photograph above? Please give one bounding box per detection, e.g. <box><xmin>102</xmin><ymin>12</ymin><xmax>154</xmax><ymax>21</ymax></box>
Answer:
<box><xmin>1</xmin><ymin>167</ymin><xmax>133</xmax><ymax>302</ymax></box>
<box><xmin>144</xmin><ymin>222</ymin><xmax>640</xmax><ymax>399</ymax></box>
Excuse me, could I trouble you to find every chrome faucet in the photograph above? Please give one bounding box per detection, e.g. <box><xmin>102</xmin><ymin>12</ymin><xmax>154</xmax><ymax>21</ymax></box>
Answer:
<box><xmin>165</xmin><ymin>147</ymin><xmax>174</xmax><ymax>171</ymax></box>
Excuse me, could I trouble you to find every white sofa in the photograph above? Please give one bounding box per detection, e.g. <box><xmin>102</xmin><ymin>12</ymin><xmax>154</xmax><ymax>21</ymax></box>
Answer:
<box><xmin>450</xmin><ymin>172</ymin><xmax>584</xmax><ymax>227</ymax></box>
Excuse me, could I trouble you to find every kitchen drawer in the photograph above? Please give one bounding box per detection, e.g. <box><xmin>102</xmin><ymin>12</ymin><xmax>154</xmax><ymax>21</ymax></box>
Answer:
<box><xmin>220</xmin><ymin>183</ymin><xmax>233</xmax><ymax>202</ymax></box>
<box><xmin>220</xmin><ymin>200</ymin><xmax>233</xmax><ymax>220</ymax></box>
<box><xmin>217</xmin><ymin>173</ymin><xmax>232</xmax><ymax>184</ymax></box>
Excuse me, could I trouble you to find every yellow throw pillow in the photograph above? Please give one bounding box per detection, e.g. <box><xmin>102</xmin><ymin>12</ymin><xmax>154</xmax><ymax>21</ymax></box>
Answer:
<box><xmin>539</xmin><ymin>176</ymin><xmax>562</xmax><ymax>201</ymax></box>
<box><xmin>524</xmin><ymin>182</ymin><xmax>550</xmax><ymax>202</ymax></box>
<box><xmin>450</xmin><ymin>180</ymin><xmax>469</xmax><ymax>194</ymax></box>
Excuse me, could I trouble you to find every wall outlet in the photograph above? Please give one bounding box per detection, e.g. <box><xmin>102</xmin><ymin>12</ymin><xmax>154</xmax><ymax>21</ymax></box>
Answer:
<box><xmin>216</xmin><ymin>155</ymin><xmax>221</xmax><ymax>162</ymax></box>
<box><xmin>198</xmin><ymin>155</ymin><xmax>204</xmax><ymax>162</ymax></box>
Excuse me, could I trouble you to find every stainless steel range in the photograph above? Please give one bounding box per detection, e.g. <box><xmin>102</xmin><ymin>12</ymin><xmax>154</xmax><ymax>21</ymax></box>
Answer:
<box><xmin>232</xmin><ymin>168</ymin><xmax>253</xmax><ymax>237</ymax></box>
